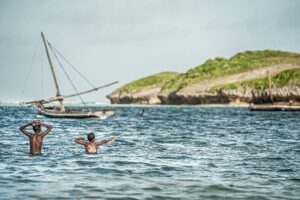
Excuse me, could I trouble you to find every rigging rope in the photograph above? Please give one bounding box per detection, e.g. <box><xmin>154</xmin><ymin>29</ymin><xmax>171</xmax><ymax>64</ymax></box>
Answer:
<box><xmin>19</xmin><ymin>36</ymin><xmax>41</xmax><ymax>103</ymax></box>
<box><xmin>47</xmin><ymin>42</ymin><xmax>87</xmax><ymax>108</ymax></box>
<box><xmin>49</xmin><ymin>44</ymin><xmax>96</xmax><ymax>88</ymax></box>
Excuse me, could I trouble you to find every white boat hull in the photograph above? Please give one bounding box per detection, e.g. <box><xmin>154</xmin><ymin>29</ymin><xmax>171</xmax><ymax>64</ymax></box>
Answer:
<box><xmin>38</xmin><ymin>107</ymin><xmax>115</xmax><ymax>119</ymax></box>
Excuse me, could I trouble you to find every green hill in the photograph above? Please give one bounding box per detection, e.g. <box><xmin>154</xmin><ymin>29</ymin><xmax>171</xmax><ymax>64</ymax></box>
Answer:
<box><xmin>210</xmin><ymin>68</ymin><xmax>300</xmax><ymax>93</ymax></box>
<box><xmin>116</xmin><ymin>72</ymin><xmax>179</xmax><ymax>93</ymax></box>
<box><xmin>107</xmin><ymin>50</ymin><xmax>300</xmax><ymax>105</ymax></box>
<box><xmin>161</xmin><ymin>50</ymin><xmax>300</xmax><ymax>93</ymax></box>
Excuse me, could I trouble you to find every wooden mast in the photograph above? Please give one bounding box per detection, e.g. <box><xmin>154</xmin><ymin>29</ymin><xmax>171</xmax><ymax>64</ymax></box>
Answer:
<box><xmin>41</xmin><ymin>32</ymin><xmax>65</xmax><ymax>111</ymax></box>
<box><xmin>267</xmin><ymin>70</ymin><xmax>274</xmax><ymax>104</ymax></box>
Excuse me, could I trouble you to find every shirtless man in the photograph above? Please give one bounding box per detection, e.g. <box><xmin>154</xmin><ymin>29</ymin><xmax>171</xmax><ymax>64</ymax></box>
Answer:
<box><xmin>74</xmin><ymin>132</ymin><xmax>116</xmax><ymax>154</ymax></box>
<box><xmin>19</xmin><ymin>120</ymin><xmax>52</xmax><ymax>155</ymax></box>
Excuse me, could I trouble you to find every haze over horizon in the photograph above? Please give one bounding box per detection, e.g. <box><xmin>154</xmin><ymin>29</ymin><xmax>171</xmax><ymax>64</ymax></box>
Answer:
<box><xmin>0</xmin><ymin>0</ymin><xmax>299</xmax><ymax>103</ymax></box>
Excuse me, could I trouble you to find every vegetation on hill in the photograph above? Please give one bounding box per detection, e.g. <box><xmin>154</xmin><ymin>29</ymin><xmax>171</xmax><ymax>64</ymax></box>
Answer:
<box><xmin>116</xmin><ymin>72</ymin><xmax>179</xmax><ymax>93</ymax></box>
<box><xmin>161</xmin><ymin>50</ymin><xmax>300</xmax><ymax>93</ymax></box>
<box><xmin>210</xmin><ymin>68</ymin><xmax>300</xmax><ymax>93</ymax></box>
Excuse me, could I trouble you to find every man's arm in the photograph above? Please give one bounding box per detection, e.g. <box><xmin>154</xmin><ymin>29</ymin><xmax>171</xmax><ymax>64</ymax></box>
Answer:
<box><xmin>39</xmin><ymin>123</ymin><xmax>53</xmax><ymax>138</ymax></box>
<box><xmin>74</xmin><ymin>137</ymin><xmax>87</xmax><ymax>145</ymax></box>
<box><xmin>19</xmin><ymin>123</ymin><xmax>33</xmax><ymax>137</ymax></box>
<box><xmin>95</xmin><ymin>136</ymin><xmax>116</xmax><ymax>146</ymax></box>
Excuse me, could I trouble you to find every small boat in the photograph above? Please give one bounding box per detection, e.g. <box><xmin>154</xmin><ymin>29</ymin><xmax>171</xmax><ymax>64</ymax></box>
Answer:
<box><xmin>38</xmin><ymin>105</ymin><xmax>115</xmax><ymax>119</ymax></box>
<box><xmin>22</xmin><ymin>32</ymin><xmax>118</xmax><ymax>119</ymax></box>
<box><xmin>249</xmin><ymin>104</ymin><xmax>300</xmax><ymax>111</ymax></box>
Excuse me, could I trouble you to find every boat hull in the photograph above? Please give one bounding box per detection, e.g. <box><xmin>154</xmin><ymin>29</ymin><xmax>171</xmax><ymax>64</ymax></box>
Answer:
<box><xmin>38</xmin><ymin>107</ymin><xmax>115</xmax><ymax>119</ymax></box>
<box><xmin>249</xmin><ymin>105</ymin><xmax>300</xmax><ymax>111</ymax></box>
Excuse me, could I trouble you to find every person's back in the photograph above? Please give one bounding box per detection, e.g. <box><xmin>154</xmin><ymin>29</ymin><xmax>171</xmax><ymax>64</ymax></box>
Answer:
<box><xmin>74</xmin><ymin>132</ymin><xmax>116</xmax><ymax>154</ymax></box>
<box><xmin>28</xmin><ymin>134</ymin><xmax>43</xmax><ymax>154</ymax></box>
<box><xmin>19</xmin><ymin>121</ymin><xmax>52</xmax><ymax>155</ymax></box>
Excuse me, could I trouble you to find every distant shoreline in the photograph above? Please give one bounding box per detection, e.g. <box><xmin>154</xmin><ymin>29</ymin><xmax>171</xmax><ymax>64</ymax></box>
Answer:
<box><xmin>0</xmin><ymin>101</ymin><xmax>110</xmax><ymax>106</ymax></box>
<box><xmin>0</xmin><ymin>102</ymin><xmax>250</xmax><ymax>107</ymax></box>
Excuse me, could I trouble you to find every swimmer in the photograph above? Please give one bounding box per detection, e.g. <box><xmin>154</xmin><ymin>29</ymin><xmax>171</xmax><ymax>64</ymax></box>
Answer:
<box><xmin>19</xmin><ymin>120</ymin><xmax>52</xmax><ymax>155</ymax></box>
<box><xmin>140</xmin><ymin>109</ymin><xmax>145</xmax><ymax>116</ymax></box>
<box><xmin>74</xmin><ymin>132</ymin><xmax>116</xmax><ymax>154</ymax></box>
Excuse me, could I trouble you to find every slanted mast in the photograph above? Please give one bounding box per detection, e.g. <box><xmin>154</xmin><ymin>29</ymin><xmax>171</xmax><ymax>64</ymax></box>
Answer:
<box><xmin>41</xmin><ymin>32</ymin><xmax>65</xmax><ymax>111</ymax></box>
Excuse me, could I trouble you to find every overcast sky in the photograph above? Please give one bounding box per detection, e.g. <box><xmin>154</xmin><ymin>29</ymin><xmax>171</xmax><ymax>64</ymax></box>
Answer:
<box><xmin>0</xmin><ymin>0</ymin><xmax>299</xmax><ymax>103</ymax></box>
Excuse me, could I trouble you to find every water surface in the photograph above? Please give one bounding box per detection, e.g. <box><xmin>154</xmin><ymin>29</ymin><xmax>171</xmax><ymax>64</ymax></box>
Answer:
<box><xmin>0</xmin><ymin>106</ymin><xmax>299</xmax><ymax>199</ymax></box>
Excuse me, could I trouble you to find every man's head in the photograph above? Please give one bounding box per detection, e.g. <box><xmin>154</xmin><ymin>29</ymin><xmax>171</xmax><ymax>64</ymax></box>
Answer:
<box><xmin>32</xmin><ymin>120</ymin><xmax>41</xmax><ymax>133</ymax></box>
<box><xmin>87</xmin><ymin>132</ymin><xmax>95</xmax><ymax>142</ymax></box>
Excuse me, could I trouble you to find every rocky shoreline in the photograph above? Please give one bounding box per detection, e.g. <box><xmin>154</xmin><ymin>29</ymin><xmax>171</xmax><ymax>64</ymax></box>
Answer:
<box><xmin>108</xmin><ymin>87</ymin><xmax>162</xmax><ymax>104</ymax></box>
<box><xmin>107</xmin><ymin>86</ymin><xmax>300</xmax><ymax>105</ymax></box>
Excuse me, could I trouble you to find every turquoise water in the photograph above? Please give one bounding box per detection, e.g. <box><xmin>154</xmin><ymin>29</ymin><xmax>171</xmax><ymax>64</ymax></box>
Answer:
<box><xmin>0</xmin><ymin>106</ymin><xmax>299</xmax><ymax>199</ymax></box>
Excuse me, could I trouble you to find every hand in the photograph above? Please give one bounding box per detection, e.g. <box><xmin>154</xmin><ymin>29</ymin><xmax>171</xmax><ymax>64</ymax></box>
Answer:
<box><xmin>111</xmin><ymin>136</ymin><xmax>116</xmax><ymax>141</ymax></box>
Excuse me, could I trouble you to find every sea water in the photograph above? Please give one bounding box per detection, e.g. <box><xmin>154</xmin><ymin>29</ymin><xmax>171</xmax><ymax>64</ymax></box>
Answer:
<box><xmin>0</xmin><ymin>105</ymin><xmax>299</xmax><ymax>199</ymax></box>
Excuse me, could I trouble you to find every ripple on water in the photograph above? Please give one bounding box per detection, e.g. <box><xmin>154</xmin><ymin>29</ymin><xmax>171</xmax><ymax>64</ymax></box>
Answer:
<box><xmin>0</xmin><ymin>106</ymin><xmax>300</xmax><ymax>199</ymax></box>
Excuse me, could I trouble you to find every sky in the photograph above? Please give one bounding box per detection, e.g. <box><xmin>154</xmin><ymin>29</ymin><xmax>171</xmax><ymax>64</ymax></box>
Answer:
<box><xmin>0</xmin><ymin>0</ymin><xmax>299</xmax><ymax>103</ymax></box>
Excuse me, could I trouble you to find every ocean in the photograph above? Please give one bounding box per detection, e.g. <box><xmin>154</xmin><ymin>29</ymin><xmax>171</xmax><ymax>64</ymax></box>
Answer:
<box><xmin>0</xmin><ymin>105</ymin><xmax>299</xmax><ymax>199</ymax></box>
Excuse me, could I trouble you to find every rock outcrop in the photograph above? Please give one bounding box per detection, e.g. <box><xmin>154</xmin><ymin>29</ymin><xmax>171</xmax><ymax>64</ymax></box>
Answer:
<box><xmin>108</xmin><ymin>84</ymin><xmax>300</xmax><ymax>106</ymax></box>
<box><xmin>107</xmin><ymin>87</ymin><xmax>162</xmax><ymax>104</ymax></box>
<box><xmin>157</xmin><ymin>86</ymin><xmax>300</xmax><ymax>105</ymax></box>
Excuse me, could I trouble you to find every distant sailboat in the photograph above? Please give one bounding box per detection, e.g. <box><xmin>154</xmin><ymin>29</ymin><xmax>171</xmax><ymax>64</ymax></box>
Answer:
<box><xmin>22</xmin><ymin>32</ymin><xmax>118</xmax><ymax>119</ymax></box>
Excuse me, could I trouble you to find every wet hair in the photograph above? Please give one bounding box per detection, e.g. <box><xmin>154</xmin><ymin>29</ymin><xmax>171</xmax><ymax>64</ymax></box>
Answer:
<box><xmin>87</xmin><ymin>132</ymin><xmax>95</xmax><ymax>141</ymax></box>
<box><xmin>32</xmin><ymin>125</ymin><xmax>41</xmax><ymax>132</ymax></box>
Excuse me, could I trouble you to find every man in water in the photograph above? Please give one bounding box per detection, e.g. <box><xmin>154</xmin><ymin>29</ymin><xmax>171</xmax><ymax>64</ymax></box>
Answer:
<box><xmin>140</xmin><ymin>109</ymin><xmax>145</xmax><ymax>117</ymax></box>
<box><xmin>74</xmin><ymin>132</ymin><xmax>116</xmax><ymax>154</ymax></box>
<box><xmin>19</xmin><ymin>120</ymin><xmax>52</xmax><ymax>155</ymax></box>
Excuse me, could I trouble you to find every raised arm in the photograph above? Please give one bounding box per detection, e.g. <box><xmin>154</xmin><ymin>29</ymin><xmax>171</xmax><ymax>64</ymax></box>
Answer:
<box><xmin>39</xmin><ymin>123</ymin><xmax>53</xmax><ymax>138</ymax></box>
<box><xmin>19</xmin><ymin>123</ymin><xmax>34</xmax><ymax>137</ymax></box>
<box><xmin>74</xmin><ymin>137</ymin><xmax>88</xmax><ymax>145</ymax></box>
<box><xmin>95</xmin><ymin>136</ymin><xmax>116</xmax><ymax>146</ymax></box>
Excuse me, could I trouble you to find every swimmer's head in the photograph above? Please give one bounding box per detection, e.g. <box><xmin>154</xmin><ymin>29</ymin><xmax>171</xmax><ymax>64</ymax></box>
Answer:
<box><xmin>32</xmin><ymin>120</ymin><xmax>41</xmax><ymax>132</ymax></box>
<box><xmin>87</xmin><ymin>132</ymin><xmax>95</xmax><ymax>142</ymax></box>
